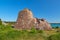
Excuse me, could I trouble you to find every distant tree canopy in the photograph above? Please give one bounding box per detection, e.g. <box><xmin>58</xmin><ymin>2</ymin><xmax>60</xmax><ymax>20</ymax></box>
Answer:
<box><xmin>0</xmin><ymin>19</ymin><xmax>2</xmax><ymax>25</ymax></box>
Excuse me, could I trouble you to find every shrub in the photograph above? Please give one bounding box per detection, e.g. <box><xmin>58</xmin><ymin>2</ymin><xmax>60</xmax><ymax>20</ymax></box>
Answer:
<box><xmin>55</xmin><ymin>26</ymin><xmax>59</xmax><ymax>29</ymax></box>
<box><xmin>29</xmin><ymin>27</ymin><xmax>37</xmax><ymax>34</ymax></box>
<box><xmin>0</xmin><ymin>19</ymin><xmax>2</xmax><ymax>25</ymax></box>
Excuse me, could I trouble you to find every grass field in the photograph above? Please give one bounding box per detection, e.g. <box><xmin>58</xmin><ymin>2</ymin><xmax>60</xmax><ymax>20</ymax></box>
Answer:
<box><xmin>0</xmin><ymin>25</ymin><xmax>60</xmax><ymax>40</ymax></box>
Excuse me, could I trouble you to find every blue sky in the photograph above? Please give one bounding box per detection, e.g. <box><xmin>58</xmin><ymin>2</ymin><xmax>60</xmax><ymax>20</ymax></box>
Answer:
<box><xmin>0</xmin><ymin>0</ymin><xmax>60</xmax><ymax>23</ymax></box>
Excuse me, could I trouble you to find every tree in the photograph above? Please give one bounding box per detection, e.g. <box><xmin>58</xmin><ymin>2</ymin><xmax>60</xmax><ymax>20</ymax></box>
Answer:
<box><xmin>0</xmin><ymin>19</ymin><xmax>2</xmax><ymax>25</ymax></box>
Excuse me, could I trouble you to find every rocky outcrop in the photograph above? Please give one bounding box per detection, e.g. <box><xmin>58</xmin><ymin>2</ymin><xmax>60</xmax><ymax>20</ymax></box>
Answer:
<box><xmin>14</xmin><ymin>8</ymin><xmax>52</xmax><ymax>30</ymax></box>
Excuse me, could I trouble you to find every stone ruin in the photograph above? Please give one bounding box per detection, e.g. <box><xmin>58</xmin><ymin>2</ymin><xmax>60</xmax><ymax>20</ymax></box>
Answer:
<box><xmin>14</xmin><ymin>8</ymin><xmax>52</xmax><ymax>30</ymax></box>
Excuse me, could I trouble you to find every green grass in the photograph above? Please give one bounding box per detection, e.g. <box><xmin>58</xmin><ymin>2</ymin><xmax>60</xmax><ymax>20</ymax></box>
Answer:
<box><xmin>48</xmin><ymin>32</ymin><xmax>60</xmax><ymax>40</ymax></box>
<box><xmin>0</xmin><ymin>25</ymin><xmax>60</xmax><ymax>40</ymax></box>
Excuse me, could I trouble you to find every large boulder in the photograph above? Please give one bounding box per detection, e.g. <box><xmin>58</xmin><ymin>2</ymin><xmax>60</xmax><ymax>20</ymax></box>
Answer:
<box><xmin>34</xmin><ymin>18</ymin><xmax>52</xmax><ymax>30</ymax></box>
<box><xmin>14</xmin><ymin>8</ymin><xmax>52</xmax><ymax>30</ymax></box>
<box><xmin>14</xmin><ymin>9</ymin><xmax>33</xmax><ymax>29</ymax></box>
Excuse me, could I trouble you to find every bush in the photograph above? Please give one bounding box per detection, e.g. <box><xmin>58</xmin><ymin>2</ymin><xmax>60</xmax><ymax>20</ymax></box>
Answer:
<box><xmin>29</xmin><ymin>27</ymin><xmax>37</xmax><ymax>34</ymax></box>
<box><xmin>55</xmin><ymin>26</ymin><xmax>59</xmax><ymax>29</ymax></box>
<box><xmin>0</xmin><ymin>19</ymin><xmax>2</xmax><ymax>25</ymax></box>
